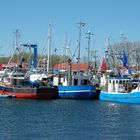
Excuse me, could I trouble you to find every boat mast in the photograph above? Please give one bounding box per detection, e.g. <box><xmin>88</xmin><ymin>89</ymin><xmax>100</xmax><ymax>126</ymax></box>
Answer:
<box><xmin>77</xmin><ymin>21</ymin><xmax>85</xmax><ymax>85</ymax></box>
<box><xmin>105</xmin><ymin>37</ymin><xmax>110</xmax><ymax>69</ymax></box>
<box><xmin>77</xmin><ymin>21</ymin><xmax>86</xmax><ymax>65</ymax></box>
<box><xmin>86</xmin><ymin>31</ymin><xmax>93</xmax><ymax>73</ymax></box>
<box><xmin>15</xmin><ymin>29</ymin><xmax>20</xmax><ymax>49</ymax></box>
<box><xmin>1</xmin><ymin>30</ymin><xmax>20</xmax><ymax>82</ymax></box>
<box><xmin>93</xmin><ymin>50</ymin><xmax>98</xmax><ymax>73</ymax></box>
<box><xmin>68</xmin><ymin>58</ymin><xmax>72</xmax><ymax>85</ymax></box>
<box><xmin>47</xmin><ymin>24</ymin><xmax>51</xmax><ymax>73</ymax></box>
<box><xmin>15</xmin><ymin>29</ymin><xmax>21</xmax><ymax>63</ymax></box>
<box><xmin>64</xmin><ymin>32</ymin><xmax>67</xmax><ymax>65</ymax></box>
<box><xmin>63</xmin><ymin>32</ymin><xmax>67</xmax><ymax>70</ymax></box>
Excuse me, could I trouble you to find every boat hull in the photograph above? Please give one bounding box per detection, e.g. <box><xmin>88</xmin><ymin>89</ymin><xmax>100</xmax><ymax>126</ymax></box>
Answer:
<box><xmin>58</xmin><ymin>85</ymin><xmax>99</xmax><ymax>99</ymax></box>
<box><xmin>100</xmin><ymin>91</ymin><xmax>140</xmax><ymax>103</ymax></box>
<box><xmin>0</xmin><ymin>86</ymin><xmax>58</xmax><ymax>99</ymax></box>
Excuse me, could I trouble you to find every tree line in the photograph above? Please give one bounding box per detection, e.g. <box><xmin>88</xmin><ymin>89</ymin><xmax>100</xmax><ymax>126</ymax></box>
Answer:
<box><xmin>0</xmin><ymin>52</ymin><xmax>69</xmax><ymax>69</ymax></box>
<box><xmin>106</xmin><ymin>41</ymin><xmax>140</xmax><ymax>70</ymax></box>
<box><xmin>1</xmin><ymin>41</ymin><xmax>140</xmax><ymax>70</ymax></box>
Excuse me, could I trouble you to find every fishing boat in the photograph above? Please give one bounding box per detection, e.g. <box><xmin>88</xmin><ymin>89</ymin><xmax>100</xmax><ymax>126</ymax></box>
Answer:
<box><xmin>53</xmin><ymin>59</ymin><xmax>100</xmax><ymax>99</ymax></box>
<box><xmin>0</xmin><ymin>29</ymin><xmax>58</xmax><ymax>99</ymax></box>
<box><xmin>0</xmin><ymin>85</ymin><xmax>58</xmax><ymax>99</ymax></box>
<box><xmin>53</xmin><ymin>22</ymin><xmax>100</xmax><ymax>99</ymax></box>
<box><xmin>58</xmin><ymin>84</ymin><xmax>99</xmax><ymax>99</ymax></box>
<box><xmin>0</xmin><ymin>68</ymin><xmax>58</xmax><ymax>99</ymax></box>
<box><xmin>99</xmin><ymin>49</ymin><xmax>140</xmax><ymax>103</ymax></box>
<box><xmin>100</xmin><ymin>76</ymin><xmax>140</xmax><ymax>103</ymax></box>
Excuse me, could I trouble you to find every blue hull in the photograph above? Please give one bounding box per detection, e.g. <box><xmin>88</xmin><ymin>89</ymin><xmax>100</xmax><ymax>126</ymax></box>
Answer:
<box><xmin>100</xmin><ymin>91</ymin><xmax>140</xmax><ymax>104</ymax></box>
<box><xmin>58</xmin><ymin>85</ymin><xmax>99</xmax><ymax>99</ymax></box>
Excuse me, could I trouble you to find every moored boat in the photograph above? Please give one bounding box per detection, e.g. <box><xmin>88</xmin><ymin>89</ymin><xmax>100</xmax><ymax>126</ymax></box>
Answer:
<box><xmin>100</xmin><ymin>76</ymin><xmax>140</xmax><ymax>103</ymax></box>
<box><xmin>53</xmin><ymin>60</ymin><xmax>100</xmax><ymax>99</ymax></box>
<box><xmin>0</xmin><ymin>94</ymin><xmax>15</xmax><ymax>98</ymax></box>
<box><xmin>52</xmin><ymin>22</ymin><xmax>100</xmax><ymax>99</ymax></box>
<box><xmin>99</xmin><ymin>47</ymin><xmax>140</xmax><ymax>103</ymax></box>
<box><xmin>0</xmin><ymin>68</ymin><xmax>58</xmax><ymax>99</ymax></box>
<box><xmin>0</xmin><ymin>85</ymin><xmax>58</xmax><ymax>99</ymax></box>
<box><xmin>58</xmin><ymin>84</ymin><xmax>99</xmax><ymax>99</ymax></box>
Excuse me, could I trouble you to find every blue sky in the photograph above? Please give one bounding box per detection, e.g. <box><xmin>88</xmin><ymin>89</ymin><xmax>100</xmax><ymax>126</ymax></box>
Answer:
<box><xmin>0</xmin><ymin>0</ymin><xmax>140</xmax><ymax>61</ymax></box>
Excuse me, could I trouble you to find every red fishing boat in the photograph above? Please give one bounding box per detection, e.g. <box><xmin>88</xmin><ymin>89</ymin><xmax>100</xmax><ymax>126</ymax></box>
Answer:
<box><xmin>0</xmin><ymin>85</ymin><xmax>58</xmax><ymax>99</ymax></box>
<box><xmin>0</xmin><ymin>69</ymin><xmax>58</xmax><ymax>99</ymax></box>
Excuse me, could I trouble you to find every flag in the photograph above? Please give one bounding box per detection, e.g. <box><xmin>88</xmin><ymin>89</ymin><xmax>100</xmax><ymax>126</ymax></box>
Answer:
<box><xmin>121</xmin><ymin>49</ymin><xmax>132</xmax><ymax>75</ymax></box>
<box><xmin>101</xmin><ymin>58</ymin><xmax>107</xmax><ymax>70</ymax></box>
<box><xmin>97</xmin><ymin>58</ymin><xmax>107</xmax><ymax>75</ymax></box>
<box><xmin>123</xmin><ymin>50</ymin><xmax>128</xmax><ymax>67</ymax></box>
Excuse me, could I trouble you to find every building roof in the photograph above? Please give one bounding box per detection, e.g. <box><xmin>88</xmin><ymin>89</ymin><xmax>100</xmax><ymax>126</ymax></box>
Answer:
<box><xmin>53</xmin><ymin>63</ymin><xmax>89</xmax><ymax>72</ymax></box>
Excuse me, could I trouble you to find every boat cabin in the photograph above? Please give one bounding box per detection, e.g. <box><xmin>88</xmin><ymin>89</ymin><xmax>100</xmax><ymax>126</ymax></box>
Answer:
<box><xmin>0</xmin><ymin>67</ymin><xmax>27</xmax><ymax>87</ymax></box>
<box><xmin>53</xmin><ymin>70</ymin><xmax>90</xmax><ymax>86</ymax></box>
<box><xmin>108</xmin><ymin>77</ymin><xmax>132</xmax><ymax>93</ymax></box>
<box><xmin>2</xmin><ymin>71</ymin><xmax>25</xmax><ymax>87</ymax></box>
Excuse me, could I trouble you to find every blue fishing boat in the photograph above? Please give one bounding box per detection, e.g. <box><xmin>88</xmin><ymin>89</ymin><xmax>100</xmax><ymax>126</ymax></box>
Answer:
<box><xmin>100</xmin><ymin>50</ymin><xmax>140</xmax><ymax>103</ymax></box>
<box><xmin>58</xmin><ymin>85</ymin><xmax>99</xmax><ymax>99</ymax></box>
<box><xmin>53</xmin><ymin>59</ymin><xmax>100</xmax><ymax>99</ymax></box>
<box><xmin>100</xmin><ymin>77</ymin><xmax>140</xmax><ymax>103</ymax></box>
<box><xmin>53</xmin><ymin>22</ymin><xmax>100</xmax><ymax>99</ymax></box>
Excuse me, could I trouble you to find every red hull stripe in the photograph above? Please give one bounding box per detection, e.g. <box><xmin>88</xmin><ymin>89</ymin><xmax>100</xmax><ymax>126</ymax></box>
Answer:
<box><xmin>0</xmin><ymin>91</ymin><xmax>56</xmax><ymax>99</ymax></box>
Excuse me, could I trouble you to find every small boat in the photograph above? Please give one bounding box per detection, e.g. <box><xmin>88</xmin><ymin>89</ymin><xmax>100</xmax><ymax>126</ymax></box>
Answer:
<box><xmin>100</xmin><ymin>76</ymin><xmax>140</xmax><ymax>103</ymax></box>
<box><xmin>0</xmin><ymin>94</ymin><xmax>15</xmax><ymax>98</ymax></box>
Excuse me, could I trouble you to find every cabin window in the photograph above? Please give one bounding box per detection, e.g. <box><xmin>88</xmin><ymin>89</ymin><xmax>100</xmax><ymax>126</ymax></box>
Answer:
<box><xmin>81</xmin><ymin>80</ymin><xmax>89</xmax><ymax>85</ymax></box>
<box><xmin>116</xmin><ymin>80</ymin><xmax>118</xmax><ymax>84</ymax></box>
<box><xmin>119</xmin><ymin>80</ymin><xmax>122</xmax><ymax>84</ymax></box>
<box><xmin>13</xmin><ymin>79</ymin><xmax>17</xmax><ymax>85</ymax></box>
<box><xmin>63</xmin><ymin>77</ymin><xmax>65</xmax><ymax>82</ymax></box>
<box><xmin>74</xmin><ymin>79</ymin><xmax>78</xmax><ymax>85</ymax></box>
<box><xmin>109</xmin><ymin>80</ymin><xmax>111</xmax><ymax>83</ymax></box>
<box><xmin>42</xmin><ymin>78</ymin><xmax>47</xmax><ymax>81</ymax></box>
<box><xmin>113</xmin><ymin>81</ymin><xmax>115</xmax><ymax>85</ymax></box>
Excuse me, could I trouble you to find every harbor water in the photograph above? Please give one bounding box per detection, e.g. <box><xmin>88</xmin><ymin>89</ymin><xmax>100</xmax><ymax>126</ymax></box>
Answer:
<box><xmin>0</xmin><ymin>98</ymin><xmax>140</xmax><ymax>140</ymax></box>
